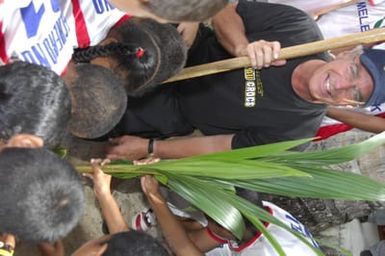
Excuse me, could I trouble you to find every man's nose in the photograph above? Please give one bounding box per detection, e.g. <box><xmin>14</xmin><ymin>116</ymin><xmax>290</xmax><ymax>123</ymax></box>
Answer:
<box><xmin>335</xmin><ymin>74</ymin><xmax>356</xmax><ymax>90</ymax></box>
<box><xmin>333</xmin><ymin>80</ymin><xmax>356</xmax><ymax>101</ymax></box>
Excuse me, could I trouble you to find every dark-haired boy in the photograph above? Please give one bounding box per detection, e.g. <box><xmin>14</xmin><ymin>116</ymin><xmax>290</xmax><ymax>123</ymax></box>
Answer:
<box><xmin>0</xmin><ymin>62</ymin><xmax>71</xmax><ymax>148</ymax></box>
<box><xmin>0</xmin><ymin>61</ymin><xmax>126</xmax><ymax>144</ymax></box>
<box><xmin>0</xmin><ymin>133</ymin><xmax>84</xmax><ymax>255</ymax></box>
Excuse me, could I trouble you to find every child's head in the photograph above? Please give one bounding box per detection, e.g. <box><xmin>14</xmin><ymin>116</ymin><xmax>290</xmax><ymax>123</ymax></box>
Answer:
<box><xmin>73</xmin><ymin>20</ymin><xmax>160</xmax><ymax>97</ymax></box>
<box><xmin>73</xmin><ymin>231</ymin><xmax>169</xmax><ymax>256</ymax></box>
<box><xmin>0</xmin><ymin>147</ymin><xmax>84</xmax><ymax>243</ymax></box>
<box><xmin>0</xmin><ymin>62</ymin><xmax>71</xmax><ymax>147</ymax></box>
<box><xmin>138</xmin><ymin>18</ymin><xmax>187</xmax><ymax>87</ymax></box>
<box><xmin>73</xmin><ymin>18</ymin><xmax>187</xmax><ymax>97</ymax></box>
<box><xmin>63</xmin><ymin>63</ymin><xmax>127</xmax><ymax>138</ymax></box>
<box><xmin>109</xmin><ymin>0</ymin><xmax>228</xmax><ymax>22</ymax></box>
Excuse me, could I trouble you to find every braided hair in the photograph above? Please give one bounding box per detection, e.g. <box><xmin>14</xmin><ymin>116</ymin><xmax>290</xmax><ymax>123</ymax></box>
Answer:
<box><xmin>138</xmin><ymin>18</ymin><xmax>187</xmax><ymax>86</ymax></box>
<box><xmin>73</xmin><ymin>20</ymin><xmax>161</xmax><ymax>97</ymax></box>
<box><xmin>73</xmin><ymin>43</ymin><xmax>143</xmax><ymax>63</ymax></box>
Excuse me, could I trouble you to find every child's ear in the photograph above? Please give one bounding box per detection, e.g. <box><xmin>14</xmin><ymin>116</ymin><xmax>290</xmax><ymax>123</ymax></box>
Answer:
<box><xmin>7</xmin><ymin>134</ymin><xmax>44</xmax><ymax>148</ymax></box>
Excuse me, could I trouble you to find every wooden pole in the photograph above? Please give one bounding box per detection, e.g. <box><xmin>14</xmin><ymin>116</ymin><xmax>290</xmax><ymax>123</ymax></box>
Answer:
<box><xmin>164</xmin><ymin>28</ymin><xmax>385</xmax><ymax>84</ymax></box>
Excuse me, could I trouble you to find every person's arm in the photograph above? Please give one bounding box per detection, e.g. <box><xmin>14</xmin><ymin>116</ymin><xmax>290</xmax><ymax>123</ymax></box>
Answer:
<box><xmin>84</xmin><ymin>159</ymin><xmax>129</xmax><ymax>233</ymax></box>
<box><xmin>211</xmin><ymin>3</ymin><xmax>286</xmax><ymax>69</ymax></box>
<box><xmin>177</xmin><ymin>22</ymin><xmax>200</xmax><ymax>48</ymax></box>
<box><xmin>326</xmin><ymin>107</ymin><xmax>385</xmax><ymax>133</ymax></box>
<box><xmin>141</xmin><ymin>176</ymin><xmax>203</xmax><ymax>256</ymax></box>
<box><xmin>212</xmin><ymin>3</ymin><xmax>249</xmax><ymax>57</ymax></box>
<box><xmin>106</xmin><ymin>134</ymin><xmax>233</xmax><ymax>160</ymax></box>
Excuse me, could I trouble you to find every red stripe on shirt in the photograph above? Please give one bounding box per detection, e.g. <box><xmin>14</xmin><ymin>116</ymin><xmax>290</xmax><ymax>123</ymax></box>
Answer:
<box><xmin>71</xmin><ymin>0</ymin><xmax>90</xmax><ymax>48</ymax></box>
<box><xmin>206</xmin><ymin>228</ymin><xmax>228</xmax><ymax>244</ymax></box>
<box><xmin>315</xmin><ymin>112</ymin><xmax>385</xmax><ymax>140</ymax></box>
<box><xmin>0</xmin><ymin>21</ymin><xmax>9</xmax><ymax>63</ymax></box>
<box><xmin>112</xmin><ymin>14</ymin><xmax>132</xmax><ymax>30</ymax></box>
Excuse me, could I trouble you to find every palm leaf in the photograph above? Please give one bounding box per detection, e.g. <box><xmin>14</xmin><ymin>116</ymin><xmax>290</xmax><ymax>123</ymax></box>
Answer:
<box><xmin>185</xmin><ymin>137</ymin><xmax>314</xmax><ymax>161</ymax></box>
<box><xmin>163</xmin><ymin>173</ymin><xmax>246</xmax><ymax>239</ymax></box>
<box><xmin>263</xmin><ymin>132</ymin><xmax>385</xmax><ymax>166</ymax></box>
<box><xmin>153</xmin><ymin>158</ymin><xmax>310</xmax><ymax>179</ymax></box>
<box><xmin>231</xmin><ymin>165</ymin><xmax>385</xmax><ymax>200</ymax></box>
<box><xmin>74</xmin><ymin>133</ymin><xmax>385</xmax><ymax>256</ymax></box>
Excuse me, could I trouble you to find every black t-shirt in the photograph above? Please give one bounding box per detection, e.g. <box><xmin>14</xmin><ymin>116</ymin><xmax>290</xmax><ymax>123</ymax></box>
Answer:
<box><xmin>177</xmin><ymin>59</ymin><xmax>326</xmax><ymax>148</ymax></box>
<box><xmin>175</xmin><ymin>1</ymin><xmax>328</xmax><ymax>148</ymax></box>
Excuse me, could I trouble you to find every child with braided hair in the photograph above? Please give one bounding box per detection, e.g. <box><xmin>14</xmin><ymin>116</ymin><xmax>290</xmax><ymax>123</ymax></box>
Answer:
<box><xmin>73</xmin><ymin>18</ymin><xmax>187</xmax><ymax>97</ymax></box>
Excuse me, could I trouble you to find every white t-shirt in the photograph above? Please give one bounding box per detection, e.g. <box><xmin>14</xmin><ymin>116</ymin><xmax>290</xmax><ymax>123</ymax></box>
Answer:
<box><xmin>268</xmin><ymin>0</ymin><xmax>385</xmax><ymax>49</ymax></box>
<box><xmin>268</xmin><ymin>0</ymin><xmax>346</xmax><ymax>14</ymax></box>
<box><xmin>0</xmin><ymin>0</ymin><xmax>127</xmax><ymax>74</ymax></box>
<box><xmin>317</xmin><ymin>0</ymin><xmax>385</xmax><ymax>50</ymax></box>
<box><xmin>205</xmin><ymin>201</ymin><xmax>320</xmax><ymax>256</ymax></box>
<box><xmin>68</xmin><ymin>0</ymin><xmax>128</xmax><ymax>49</ymax></box>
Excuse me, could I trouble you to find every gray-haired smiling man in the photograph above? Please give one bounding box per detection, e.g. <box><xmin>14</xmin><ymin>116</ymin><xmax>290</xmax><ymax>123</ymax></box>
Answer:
<box><xmin>106</xmin><ymin>1</ymin><xmax>385</xmax><ymax>161</ymax></box>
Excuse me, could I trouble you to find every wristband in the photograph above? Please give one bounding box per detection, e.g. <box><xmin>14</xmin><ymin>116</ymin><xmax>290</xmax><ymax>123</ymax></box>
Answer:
<box><xmin>148</xmin><ymin>138</ymin><xmax>155</xmax><ymax>157</ymax></box>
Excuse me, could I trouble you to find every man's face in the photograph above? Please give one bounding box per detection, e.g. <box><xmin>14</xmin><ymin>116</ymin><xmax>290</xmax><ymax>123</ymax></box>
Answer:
<box><xmin>307</xmin><ymin>53</ymin><xmax>373</xmax><ymax>106</ymax></box>
<box><xmin>108</xmin><ymin>0</ymin><xmax>171</xmax><ymax>23</ymax></box>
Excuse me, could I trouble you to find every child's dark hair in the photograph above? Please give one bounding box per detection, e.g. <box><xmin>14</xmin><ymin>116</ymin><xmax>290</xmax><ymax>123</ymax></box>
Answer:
<box><xmin>103</xmin><ymin>231</ymin><xmax>168</xmax><ymax>256</ymax></box>
<box><xmin>73</xmin><ymin>19</ymin><xmax>160</xmax><ymax>97</ymax></box>
<box><xmin>0</xmin><ymin>147</ymin><xmax>84</xmax><ymax>243</ymax></box>
<box><xmin>0</xmin><ymin>62</ymin><xmax>71</xmax><ymax>147</ymax></box>
<box><xmin>67</xmin><ymin>63</ymin><xmax>127</xmax><ymax>139</ymax></box>
<box><xmin>138</xmin><ymin>18</ymin><xmax>187</xmax><ymax>87</ymax></box>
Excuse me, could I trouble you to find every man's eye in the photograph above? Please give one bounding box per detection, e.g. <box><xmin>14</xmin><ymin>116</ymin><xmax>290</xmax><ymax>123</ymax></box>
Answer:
<box><xmin>350</xmin><ymin>63</ymin><xmax>358</xmax><ymax>78</ymax></box>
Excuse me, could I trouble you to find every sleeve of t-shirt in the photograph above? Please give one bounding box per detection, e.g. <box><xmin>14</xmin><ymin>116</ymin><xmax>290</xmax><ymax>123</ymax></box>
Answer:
<box><xmin>236</xmin><ymin>0</ymin><xmax>324</xmax><ymax>47</ymax></box>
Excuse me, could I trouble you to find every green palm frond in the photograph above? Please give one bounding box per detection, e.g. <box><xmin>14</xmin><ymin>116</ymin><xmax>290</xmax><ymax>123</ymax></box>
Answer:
<box><xmin>76</xmin><ymin>133</ymin><xmax>385</xmax><ymax>256</ymax></box>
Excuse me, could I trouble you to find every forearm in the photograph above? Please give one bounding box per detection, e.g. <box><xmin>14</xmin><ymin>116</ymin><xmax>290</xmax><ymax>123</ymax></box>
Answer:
<box><xmin>212</xmin><ymin>3</ymin><xmax>249</xmax><ymax>57</ymax></box>
<box><xmin>97</xmin><ymin>193</ymin><xmax>129</xmax><ymax>233</ymax></box>
<box><xmin>148</xmin><ymin>197</ymin><xmax>203</xmax><ymax>256</ymax></box>
<box><xmin>154</xmin><ymin>134</ymin><xmax>233</xmax><ymax>159</ymax></box>
<box><xmin>327</xmin><ymin>107</ymin><xmax>385</xmax><ymax>133</ymax></box>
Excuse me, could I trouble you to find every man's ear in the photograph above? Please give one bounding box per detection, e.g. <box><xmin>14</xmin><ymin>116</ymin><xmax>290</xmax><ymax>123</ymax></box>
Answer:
<box><xmin>7</xmin><ymin>134</ymin><xmax>44</xmax><ymax>148</ymax></box>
